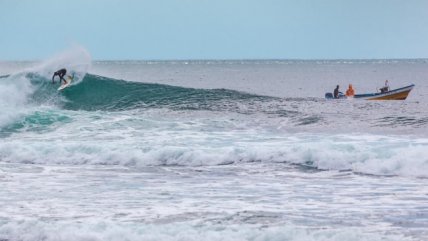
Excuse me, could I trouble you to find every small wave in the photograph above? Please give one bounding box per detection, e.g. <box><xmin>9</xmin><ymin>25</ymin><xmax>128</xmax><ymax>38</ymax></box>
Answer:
<box><xmin>0</xmin><ymin>110</ymin><xmax>72</xmax><ymax>137</ymax></box>
<box><xmin>296</xmin><ymin>115</ymin><xmax>323</xmax><ymax>125</ymax></box>
<box><xmin>1</xmin><ymin>134</ymin><xmax>427</xmax><ymax>178</ymax></box>
<box><xmin>375</xmin><ymin>116</ymin><xmax>428</xmax><ymax>128</ymax></box>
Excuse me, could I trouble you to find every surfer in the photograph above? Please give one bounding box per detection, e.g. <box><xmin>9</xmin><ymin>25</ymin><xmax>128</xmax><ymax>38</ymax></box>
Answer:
<box><xmin>333</xmin><ymin>85</ymin><xmax>340</xmax><ymax>98</ymax></box>
<box><xmin>52</xmin><ymin>68</ymin><xmax>67</xmax><ymax>85</ymax></box>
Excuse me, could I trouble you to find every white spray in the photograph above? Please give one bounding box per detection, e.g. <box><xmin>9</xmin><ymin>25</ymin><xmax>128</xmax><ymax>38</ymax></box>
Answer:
<box><xmin>0</xmin><ymin>46</ymin><xmax>92</xmax><ymax>128</ymax></box>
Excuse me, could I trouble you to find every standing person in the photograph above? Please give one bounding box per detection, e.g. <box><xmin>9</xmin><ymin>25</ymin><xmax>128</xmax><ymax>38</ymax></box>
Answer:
<box><xmin>333</xmin><ymin>85</ymin><xmax>340</xmax><ymax>98</ymax></box>
<box><xmin>52</xmin><ymin>68</ymin><xmax>67</xmax><ymax>85</ymax></box>
<box><xmin>346</xmin><ymin>84</ymin><xmax>355</xmax><ymax>97</ymax></box>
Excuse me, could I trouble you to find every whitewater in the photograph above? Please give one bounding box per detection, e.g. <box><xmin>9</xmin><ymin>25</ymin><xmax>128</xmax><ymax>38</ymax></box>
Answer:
<box><xmin>0</xmin><ymin>49</ymin><xmax>427</xmax><ymax>241</ymax></box>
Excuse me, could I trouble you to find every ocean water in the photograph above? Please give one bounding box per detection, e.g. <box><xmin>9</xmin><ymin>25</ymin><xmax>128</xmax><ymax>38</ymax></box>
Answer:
<box><xmin>0</xmin><ymin>50</ymin><xmax>428</xmax><ymax>241</ymax></box>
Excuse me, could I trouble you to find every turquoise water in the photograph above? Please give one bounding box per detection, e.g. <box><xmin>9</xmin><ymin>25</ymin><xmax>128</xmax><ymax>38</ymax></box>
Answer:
<box><xmin>0</xmin><ymin>54</ymin><xmax>428</xmax><ymax>240</ymax></box>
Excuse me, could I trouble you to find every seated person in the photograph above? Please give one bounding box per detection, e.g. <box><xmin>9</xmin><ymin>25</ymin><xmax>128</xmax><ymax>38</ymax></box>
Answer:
<box><xmin>380</xmin><ymin>80</ymin><xmax>389</xmax><ymax>93</ymax></box>
<box><xmin>346</xmin><ymin>84</ymin><xmax>355</xmax><ymax>97</ymax></box>
<box><xmin>333</xmin><ymin>85</ymin><xmax>340</xmax><ymax>98</ymax></box>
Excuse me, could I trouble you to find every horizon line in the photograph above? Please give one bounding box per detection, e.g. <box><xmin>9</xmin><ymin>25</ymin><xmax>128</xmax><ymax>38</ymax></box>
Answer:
<box><xmin>1</xmin><ymin>58</ymin><xmax>428</xmax><ymax>62</ymax></box>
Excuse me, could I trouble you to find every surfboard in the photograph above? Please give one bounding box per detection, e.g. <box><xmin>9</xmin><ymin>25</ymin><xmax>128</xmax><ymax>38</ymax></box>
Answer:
<box><xmin>58</xmin><ymin>75</ymin><xmax>73</xmax><ymax>91</ymax></box>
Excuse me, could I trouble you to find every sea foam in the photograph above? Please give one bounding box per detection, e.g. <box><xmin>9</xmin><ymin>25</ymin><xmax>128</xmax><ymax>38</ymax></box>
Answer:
<box><xmin>1</xmin><ymin>131</ymin><xmax>427</xmax><ymax>177</ymax></box>
<box><xmin>0</xmin><ymin>220</ymin><xmax>412</xmax><ymax>241</ymax></box>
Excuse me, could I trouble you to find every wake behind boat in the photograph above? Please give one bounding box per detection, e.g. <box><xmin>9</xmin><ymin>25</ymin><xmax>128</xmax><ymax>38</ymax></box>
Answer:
<box><xmin>325</xmin><ymin>84</ymin><xmax>415</xmax><ymax>100</ymax></box>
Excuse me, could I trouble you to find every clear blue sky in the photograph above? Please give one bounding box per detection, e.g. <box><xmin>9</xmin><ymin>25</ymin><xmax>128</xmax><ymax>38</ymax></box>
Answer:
<box><xmin>1</xmin><ymin>0</ymin><xmax>428</xmax><ymax>60</ymax></box>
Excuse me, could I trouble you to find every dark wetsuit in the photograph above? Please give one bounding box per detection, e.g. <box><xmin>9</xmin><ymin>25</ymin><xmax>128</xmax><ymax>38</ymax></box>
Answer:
<box><xmin>333</xmin><ymin>86</ymin><xmax>340</xmax><ymax>98</ymax></box>
<box><xmin>52</xmin><ymin>68</ymin><xmax>67</xmax><ymax>84</ymax></box>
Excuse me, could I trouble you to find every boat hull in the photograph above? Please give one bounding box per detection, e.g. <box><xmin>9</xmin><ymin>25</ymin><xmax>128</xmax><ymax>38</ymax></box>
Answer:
<box><xmin>325</xmin><ymin>84</ymin><xmax>415</xmax><ymax>100</ymax></box>
<box><xmin>354</xmin><ymin>84</ymin><xmax>414</xmax><ymax>100</ymax></box>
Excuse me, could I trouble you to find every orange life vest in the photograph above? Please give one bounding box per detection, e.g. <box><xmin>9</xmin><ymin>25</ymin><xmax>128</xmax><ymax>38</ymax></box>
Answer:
<box><xmin>346</xmin><ymin>85</ymin><xmax>355</xmax><ymax>96</ymax></box>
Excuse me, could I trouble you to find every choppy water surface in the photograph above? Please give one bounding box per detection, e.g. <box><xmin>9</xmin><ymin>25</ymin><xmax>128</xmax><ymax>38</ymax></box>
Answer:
<box><xmin>0</xmin><ymin>53</ymin><xmax>427</xmax><ymax>241</ymax></box>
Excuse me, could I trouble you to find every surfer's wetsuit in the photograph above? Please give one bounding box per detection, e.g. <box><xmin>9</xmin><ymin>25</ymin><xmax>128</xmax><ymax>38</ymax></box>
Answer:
<box><xmin>52</xmin><ymin>68</ymin><xmax>67</xmax><ymax>84</ymax></box>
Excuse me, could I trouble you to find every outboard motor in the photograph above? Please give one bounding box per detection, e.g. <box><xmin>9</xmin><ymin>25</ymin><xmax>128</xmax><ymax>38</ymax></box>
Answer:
<box><xmin>325</xmin><ymin>93</ymin><xmax>334</xmax><ymax>99</ymax></box>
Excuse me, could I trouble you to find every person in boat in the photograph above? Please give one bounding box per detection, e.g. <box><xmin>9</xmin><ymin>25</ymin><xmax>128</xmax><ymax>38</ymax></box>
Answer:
<box><xmin>52</xmin><ymin>68</ymin><xmax>67</xmax><ymax>85</ymax></box>
<box><xmin>333</xmin><ymin>85</ymin><xmax>340</xmax><ymax>98</ymax></box>
<box><xmin>380</xmin><ymin>80</ymin><xmax>389</xmax><ymax>93</ymax></box>
<box><xmin>346</xmin><ymin>84</ymin><xmax>355</xmax><ymax>97</ymax></box>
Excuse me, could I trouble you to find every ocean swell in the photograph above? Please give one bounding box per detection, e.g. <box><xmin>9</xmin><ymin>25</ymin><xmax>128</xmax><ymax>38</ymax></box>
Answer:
<box><xmin>60</xmin><ymin>74</ymin><xmax>268</xmax><ymax>111</ymax></box>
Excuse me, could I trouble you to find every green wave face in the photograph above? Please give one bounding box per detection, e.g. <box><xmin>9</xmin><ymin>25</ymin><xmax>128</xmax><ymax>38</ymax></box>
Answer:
<box><xmin>1</xmin><ymin>72</ymin><xmax>272</xmax><ymax>112</ymax></box>
<box><xmin>53</xmin><ymin>74</ymin><xmax>268</xmax><ymax>111</ymax></box>
<box><xmin>1</xmin><ymin>73</ymin><xmax>274</xmax><ymax>136</ymax></box>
